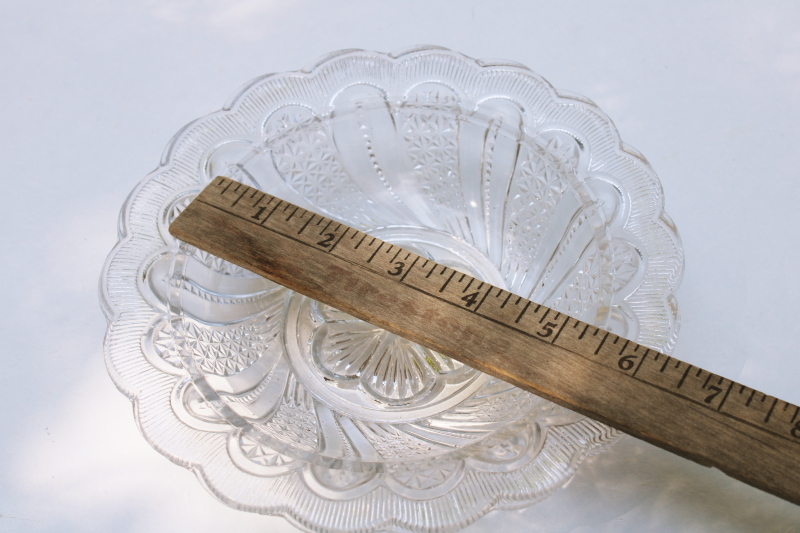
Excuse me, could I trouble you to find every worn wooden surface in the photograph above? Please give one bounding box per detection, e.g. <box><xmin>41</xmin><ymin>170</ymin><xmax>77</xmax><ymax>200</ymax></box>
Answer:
<box><xmin>169</xmin><ymin>176</ymin><xmax>800</xmax><ymax>506</ymax></box>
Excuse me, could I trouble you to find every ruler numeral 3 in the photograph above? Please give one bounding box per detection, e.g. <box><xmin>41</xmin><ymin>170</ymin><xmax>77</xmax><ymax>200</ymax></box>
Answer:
<box><xmin>388</xmin><ymin>261</ymin><xmax>405</xmax><ymax>276</ymax></box>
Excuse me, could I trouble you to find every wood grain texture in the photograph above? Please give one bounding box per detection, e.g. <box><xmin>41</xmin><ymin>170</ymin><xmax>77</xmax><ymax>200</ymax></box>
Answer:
<box><xmin>169</xmin><ymin>177</ymin><xmax>800</xmax><ymax>506</ymax></box>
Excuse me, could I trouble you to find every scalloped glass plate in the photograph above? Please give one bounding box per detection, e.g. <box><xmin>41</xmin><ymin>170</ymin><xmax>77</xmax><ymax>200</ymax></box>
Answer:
<box><xmin>100</xmin><ymin>46</ymin><xmax>684</xmax><ymax>533</ymax></box>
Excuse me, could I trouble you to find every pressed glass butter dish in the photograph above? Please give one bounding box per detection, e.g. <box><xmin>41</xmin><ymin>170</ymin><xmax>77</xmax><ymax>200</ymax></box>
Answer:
<box><xmin>100</xmin><ymin>46</ymin><xmax>683</xmax><ymax>533</ymax></box>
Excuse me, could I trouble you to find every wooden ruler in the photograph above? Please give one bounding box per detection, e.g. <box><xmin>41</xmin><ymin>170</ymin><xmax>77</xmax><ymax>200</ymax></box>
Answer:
<box><xmin>169</xmin><ymin>176</ymin><xmax>800</xmax><ymax>506</ymax></box>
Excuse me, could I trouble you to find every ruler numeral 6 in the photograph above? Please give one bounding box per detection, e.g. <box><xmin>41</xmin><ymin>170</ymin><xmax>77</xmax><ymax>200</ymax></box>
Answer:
<box><xmin>618</xmin><ymin>354</ymin><xmax>638</xmax><ymax>371</ymax></box>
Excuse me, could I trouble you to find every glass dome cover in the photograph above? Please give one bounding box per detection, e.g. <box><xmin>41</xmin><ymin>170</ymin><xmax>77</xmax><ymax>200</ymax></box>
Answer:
<box><xmin>100</xmin><ymin>46</ymin><xmax>683</xmax><ymax>532</ymax></box>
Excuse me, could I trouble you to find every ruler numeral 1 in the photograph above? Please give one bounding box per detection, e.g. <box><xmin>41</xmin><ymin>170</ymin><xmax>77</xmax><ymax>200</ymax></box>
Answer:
<box><xmin>251</xmin><ymin>206</ymin><xmax>266</xmax><ymax>220</ymax></box>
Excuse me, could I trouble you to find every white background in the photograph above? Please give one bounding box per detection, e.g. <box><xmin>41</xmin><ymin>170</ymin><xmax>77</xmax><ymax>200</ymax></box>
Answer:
<box><xmin>2</xmin><ymin>1</ymin><xmax>800</xmax><ymax>532</ymax></box>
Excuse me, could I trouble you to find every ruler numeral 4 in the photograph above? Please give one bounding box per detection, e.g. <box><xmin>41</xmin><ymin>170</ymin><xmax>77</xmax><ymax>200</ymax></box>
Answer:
<box><xmin>461</xmin><ymin>291</ymin><xmax>480</xmax><ymax>308</ymax></box>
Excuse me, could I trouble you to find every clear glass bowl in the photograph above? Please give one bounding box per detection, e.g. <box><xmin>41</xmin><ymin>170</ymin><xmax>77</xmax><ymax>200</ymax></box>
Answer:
<box><xmin>100</xmin><ymin>46</ymin><xmax>684</xmax><ymax>533</ymax></box>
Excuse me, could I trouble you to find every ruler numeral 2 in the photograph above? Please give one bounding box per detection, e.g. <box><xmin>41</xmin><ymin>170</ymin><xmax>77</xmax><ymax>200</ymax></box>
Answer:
<box><xmin>317</xmin><ymin>233</ymin><xmax>335</xmax><ymax>248</ymax></box>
